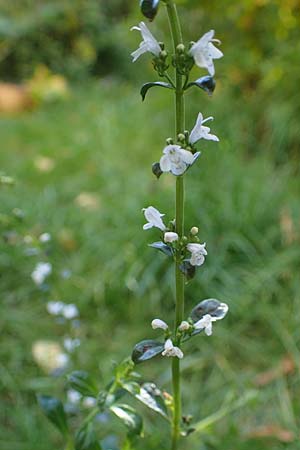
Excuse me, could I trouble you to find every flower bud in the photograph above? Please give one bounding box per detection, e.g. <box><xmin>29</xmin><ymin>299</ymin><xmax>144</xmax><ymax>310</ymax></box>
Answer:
<box><xmin>178</xmin><ymin>321</ymin><xmax>190</xmax><ymax>332</ymax></box>
<box><xmin>166</xmin><ymin>138</ymin><xmax>173</xmax><ymax>145</ymax></box>
<box><xmin>152</xmin><ymin>162</ymin><xmax>163</xmax><ymax>179</ymax></box>
<box><xmin>190</xmin><ymin>226</ymin><xmax>199</xmax><ymax>235</ymax></box>
<box><xmin>177</xmin><ymin>133</ymin><xmax>185</xmax><ymax>143</ymax></box>
<box><xmin>176</xmin><ymin>43</ymin><xmax>185</xmax><ymax>54</ymax></box>
<box><xmin>160</xmin><ymin>50</ymin><xmax>168</xmax><ymax>59</ymax></box>
<box><xmin>151</xmin><ymin>318</ymin><xmax>168</xmax><ymax>330</ymax></box>
<box><xmin>164</xmin><ymin>232</ymin><xmax>179</xmax><ymax>243</ymax></box>
<box><xmin>140</xmin><ymin>0</ymin><xmax>160</xmax><ymax>21</ymax></box>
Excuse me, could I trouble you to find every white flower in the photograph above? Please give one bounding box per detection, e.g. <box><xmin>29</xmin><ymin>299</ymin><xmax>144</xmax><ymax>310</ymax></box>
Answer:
<box><xmin>160</xmin><ymin>145</ymin><xmax>194</xmax><ymax>176</ymax></box>
<box><xmin>164</xmin><ymin>232</ymin><xmax>179</xmax><ymax>243</ymax></box>
<box><xmin>131</xmin><ymin>21</ymin><xmax>161</xmax><ymax>62</ymax></box>
<box><xmin>83</xmin><ymin>397</ymin><xmax>97</xmax><ymax>408</ymax></box>
<box><xmin>31</xmin><ymin>262</ymin><xmax>52</xmax><ymax>285</ymax></box>
<box><xmin>189</xmin><ymin>30</ymin><xmax>223</xmax><ymax>76</ymax></box>
<box><xmin>187</xmin><ymin>243</ymin><xmax>207</xmax><ymax>266</ymax></box>
<box><xmin>143</xmin><ymin>206</ymin><xmax>166</xmax><ymax>231</ymax></box>
<box><xmin>62</xmin><ymin>304</ymin><xmax>79</xmax><ymax>320</ymax></box>
<box><xmin>39</xmin><ymin>232</ymin><xmax>51</xmax><ymax>243</ymax></box>
<box><xmin>47</xmin><ymin>301</ymin><xmax>65</xmax><ymax>316</ymax></box>
<box><xmin>151</xmin><ymin>318</ymin><xmax>168</xmax><ymax>330</ymax></box>
<box><xmin>63</xmin><ymin>337</ymin><xmax>81</xmax><ymax>352</ymax></box>
<box><xmin>189</xmin><ymin>113</ymin><xmax>219</xmax><ymax>145</ymax></box>
<box><xmin>67</xmin><ymin>389</ymin><xmax>81</xmax><ymax>405</ymax></box>
<box><xmin>178</xmin><ymin>321</ymin><xmax>190</xmax><ymax>332</ymax></box>
<box><xmin>194</xmin><ymin>314</ymin><xmax>217</xmax><ymax>336</ymax></box>
<box><xmin>162</xmin><ymin>339</ymin><xmax>183</xmax><ymax>359</ymax></box>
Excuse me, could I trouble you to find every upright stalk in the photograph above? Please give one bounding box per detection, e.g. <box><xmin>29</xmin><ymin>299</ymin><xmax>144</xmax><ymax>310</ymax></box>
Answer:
<box><xmin>165</xmin><ymin>2</ymin><xmax>185</xmax><ymax>449</ymax></box>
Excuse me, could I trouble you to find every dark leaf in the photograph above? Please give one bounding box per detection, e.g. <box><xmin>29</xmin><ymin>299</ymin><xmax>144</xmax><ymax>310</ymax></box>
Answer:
<box><xmin>140</xmin><ymin>82</ymin><xmax>173</xmax><ymax>101</ymax></box>
<box><xmin>149</xmin><ymin>241</ymin><xmax>173</xmax><ymax>257</ymax></box>
<box><xmin>68</xmin><ymin>371</ymin><xmax>98</xmax><ymax>397</ymax></box>
<box><xmin>140</xmin><ymin>0</ymin><xmax>160</xmax><ymax>21</ymax></box>
<box><xmin>132</xmin><ymin>340</ymin><xmax>164</xmax><ymax>364</ymax></box>
<box><xmin>179</xmin><ymin>261</ymin><xmax>196</xmax><ymax>280</ymax></box>
<box><xmin>152</xmin><ymin>162</ymin><xmax>163</xmax><ymax>179</ymax></box>
<box><xmin>75</xmin><ymin>423</ymin><xmax>102</xmax><ymax>450</ymax></box>
<box><xmin>186</xmin><ymin>76</ymin><xmax>216</xmax><ymax>95</ymax></box>
<box><xmin>37</xmin><ymin>395</ymin><xmax>69</xmax><ymax>436</ymax></box>
<box><xmin>110</xmin><ymin>404</ymin><xmax>143</xmax><ymax>437</ymax></box>
<box><xmin>190</xmin><ymin>298</ymin><xmax>228</xmax><ymax>322</ymax></box>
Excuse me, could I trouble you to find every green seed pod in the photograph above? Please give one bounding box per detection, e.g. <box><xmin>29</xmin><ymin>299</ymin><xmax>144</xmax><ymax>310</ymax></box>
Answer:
<box><xmin>140</xmin><ymin>0</ymin><xmax>160</xmax><ymax>21</ymax></box>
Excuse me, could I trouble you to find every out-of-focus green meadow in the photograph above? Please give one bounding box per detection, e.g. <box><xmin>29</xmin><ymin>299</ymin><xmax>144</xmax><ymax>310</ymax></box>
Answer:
<box><xmin>1</xmin><ymin>1</ymin><xmax>300</xmax><ymax>450</ymax></box>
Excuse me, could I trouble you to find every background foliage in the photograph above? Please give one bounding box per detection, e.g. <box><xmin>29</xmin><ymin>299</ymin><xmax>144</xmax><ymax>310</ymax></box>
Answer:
<box><xmin>1</xmin><ymin>1</ymin><xmax>300</xmax><ymax>449</ymax></box>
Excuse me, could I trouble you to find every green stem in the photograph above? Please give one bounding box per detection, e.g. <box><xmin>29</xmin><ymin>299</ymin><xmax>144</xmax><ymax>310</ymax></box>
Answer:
<box><xmin>165</xmin><ymin>2</ymin><xmax>185</xmax><ymax>450</ymax></box>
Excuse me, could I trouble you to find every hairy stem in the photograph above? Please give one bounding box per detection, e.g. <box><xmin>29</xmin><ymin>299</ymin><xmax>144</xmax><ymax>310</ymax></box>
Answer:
<box><xmin>165</xmin><ymin>1</ymin><xmax>185</xmax><ymax>449</ymax></box>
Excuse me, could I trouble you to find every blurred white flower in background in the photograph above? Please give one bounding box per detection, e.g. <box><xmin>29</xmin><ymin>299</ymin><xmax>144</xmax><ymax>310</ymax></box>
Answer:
<box><xmin>31</xmin><ymin>262</ymin><xmax>52</xmax><ymax>285</ymax></box>
<box><xmin>32</xmin><ymin>340</ymin><xmax>69</xmax><ymax>373</ymax></box>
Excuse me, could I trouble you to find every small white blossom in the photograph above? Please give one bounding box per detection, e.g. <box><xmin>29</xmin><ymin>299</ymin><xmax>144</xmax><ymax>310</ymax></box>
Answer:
<box><xmin>63</xmin><ymin>337</ymin><xmax>81</xmax><ymax>352</ymax></box>
<box><xmin>131</xmin><ymin>21</ymin><xmax>161</xmax><ymax>62</ymax></box>
<box><xmin>162</xmin><ymin>339</ymin><xmax>183</xmax><ymax>359</ymax></box>
<box><xmin>187</xmin><ymin>243</ymin><xmax>207</xmax><ymax>266</ymax></box>
<box><xmin>62</xmin><ymin>304</ymin><xmax>79</xmax><ymax>320</ymax></box>
<box><xmin>189</xmin><ymin>30</ymin><xmax>223</xmax><ymax>76</ymax></box>
<box><xmin>143</xmin><ymin>206</ymin><xmax>166</xmax><ymax>231</ymax></box>
<box><xmin>189</xmin><ymin>113</ymin><xmax>219</xmax><ymax>145</ymax></box>
<box><xmin>151</xmin><ymin>319</ymin><xmax>168</xmax><ymax>330</ymax></box>
<box><xmin>194</xmin><ymin>314</ymin><xmax>216</xmax><ymax>336</ymax></box>
<box><xmin>67</xmin><ymin>389</ymin><xmax>81</xmax><ymax>405</ymax></box>
<box><xmin>39</xmin><ymin>232</ymin><xmax>51</xmax><ymax>243</ymax></box>
<box><xmin>47</xmin><ymin>301</ymin><xmax>65</xmax><ymax>316</ymax></box>
<box><xmin>160</xmin><ymin>145</ymin><xmax>194</xmax><ymax>176</ymax></box>
<box><xmin>31</xmin><ymin>262</ymin><xmax>52</xmax><ymax>285</ymax></box>
<box><xmin>164</xmin><ymin>232</ymin><xmax>179</xmax><ymax>243</ymax></box>
<box><xmin>178</xmin><ymin>321</ymin><xmax>190</xmax><ymax>332</ymax></box>
<box><xmin>83</xmin><ymin>397</ymin><xmax>97</xmax><ymax>408</ymax></box>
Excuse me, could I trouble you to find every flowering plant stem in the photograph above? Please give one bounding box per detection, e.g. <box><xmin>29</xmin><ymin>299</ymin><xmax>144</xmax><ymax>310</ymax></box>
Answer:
<box><xmin>165</xmin><ymin>1</ymin><xmax>185</xmax><ymax>449</ymax></box>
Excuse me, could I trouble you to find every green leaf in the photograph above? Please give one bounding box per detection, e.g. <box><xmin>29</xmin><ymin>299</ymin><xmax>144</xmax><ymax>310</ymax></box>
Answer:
<box><xmin>125</xmin><ymin>382</ymin><xmax>168</xmax><ymax>419</ymax></box>
<box><xmin>131</xmin><ymin>340</ymin><xmax>164</xmax><ymax>364</ymax></box>
<box><xmin>37</xmin><ymin>395</ymin><xmax>69</xmax><ymax>436</ymax></box>
<box><xmin>179</xmin><ymin>261</ymin><xmax>196</xmax><ymax>280</ymax></box>
<box><xmin>110</xmin><ymin>404</ymin><xmax>143</xmax><ymax>437</ymax></box>
<box><xmin>190</xmin><ymin>299</ymin><xmax>228</xmax><ymax>322</ymax></box>
<box><xmin>68</xmin><ymin>371</ymin><xmax>98</xmax><ymax>397</ymax></box>
<box><xmin>75</xmin><ymin>423</ymin><xmax>102</xmax><ymax>450</ymax></box>
<box><xmin>185</xmin><ymin>76</ymin><xmax>216</xmax><ymax>95</ymax></box>
<box><xmin>149</xmin><ymin>241</ymin><xmax>173</xmax><ymax>257</ymax></box>
<box><xmin>114</xmin><ymin>358</ymin><xmax>135</xmax><ymax>382</ymax></box>
<box><xmin>140</xmin><ymin>82</ymin><xmax>173</xmax><ymax>101</ymax></box>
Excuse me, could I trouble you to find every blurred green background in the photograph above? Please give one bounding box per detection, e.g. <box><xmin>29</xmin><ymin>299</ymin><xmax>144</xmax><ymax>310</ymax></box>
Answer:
<box><xmin>1</xmin><ymin>0</ymin><xmax>300</xmax><ymax>449</ymax></box>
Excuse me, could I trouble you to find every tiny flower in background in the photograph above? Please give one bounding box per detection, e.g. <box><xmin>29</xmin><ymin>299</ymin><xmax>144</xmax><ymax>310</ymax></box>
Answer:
<box><xmin>131</xmin><ymin>21</ymin><xmax>161</xmax><ymax>62</ymax></box>
<box><xmin>189</xmin><ymin>30</ymin><xmax>223</xmax><ymax>76</ymax></box>
<box><xmin>63</xmin><ymin>337</ymin><xmax>81</xmax><ymax>353</ymax></box>
<box><xmin>143</xmin><ymin>206</ymin><xmax>166</xmax><ymax>231</ymax></box>
<box><xmin>63</xmin><ymin>304</ymin><xmax>79</xmax><ymax>320</ymax></box>
<box><xmin>162</xmin><ymin>339</ymin><xmax>183</xmax><ymax>359</ymax></box>
<box><xmin>178</xmin><ymin>321</ymin><xmax>190</xmax><ymax>332</ymax></box>
<box><xmin>164</xmin><ymin>232</ymin><xmax>179</xmax><ymax>243</ymax></box>
<box><xmin>32</xmin><ymin>340</ymin><xmax>69</xmax><ymax>373</ymax></box>
<box><xmin>194</xmin><ymin>314</ymin><xmax>216</xmax><ymax>336</ymax></box>
<box><xmin>39</xmin><ymin>232</ymin><xmax>51</xmax><ymax>243</ymax></box>
<box><xmin>83</xmin><ymin>397</ymin><xmax>97</xmax><ymax>408</ymax></box>
<box><xmin>151</xmin><ymin>318</ymin><xmax>168</xmax><ymax>330</ymax></box>
<box><xmin>189</xmin><ymin>113</ymin><xmax>219</xmax><ymax>145</ymax></box>
<box><xmin>187</xmin><ymin>243</ymin><xmax>207</xmax><ymax>266</ymax></box>
<box><xmin>67</xmin><ymin>389</ymin><xmax>81</xmax><ymax>405</ymax></box>
<box><xmin>47</xmin><ymin>301</ymin><xmax>65</xmax><ymax>316</ymax></box>
<box><xmin>160</xmin><ymin>145</ymin><xmax>194</xmax><ymax>176</ymax></box>
<box><xmin>31</xmin><ymin>262</ymin><xmax>52</xmax><ymax>285</ymax></box>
